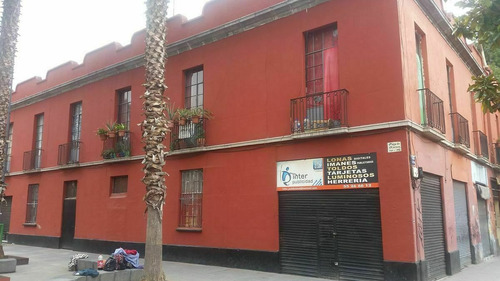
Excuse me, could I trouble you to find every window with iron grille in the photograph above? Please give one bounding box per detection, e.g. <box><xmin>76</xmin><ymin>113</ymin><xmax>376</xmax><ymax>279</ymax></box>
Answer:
<box><xmin>111</xmin><ymin>176</ymin><xmax>128</xmax><ymax>195</ymax></box>
<box><xmin>70</xmin><ymin>102</ymin><xmax>82</xmax><ymax>163</ymax></box>
<box><xmin>305</xmin><ymin>24</ymin><xmax>338</xmax><ymax>95</ymax></box>
<box><xmin>179</xmin><ymin>169</ymin><xmax>203</xmax><ymax>229</ymax></box>
<box><xmin>25</xmin><ymin>184</ymin><xmax>39</xmax><ymax>223</ymax></box>
<box><xmin>5</xmin><ymin>123</ymin><xmax>12</xmax><ymax>172</ymax></box>
<box><xmin>185</xmin><ymin>67</ymin><xmax>204</xmax><ymax>109</ymax></box>
<box><xmin>117</xmin><ymin>88</ymin><xmax>131</xmax><ymax>128</ymax></box>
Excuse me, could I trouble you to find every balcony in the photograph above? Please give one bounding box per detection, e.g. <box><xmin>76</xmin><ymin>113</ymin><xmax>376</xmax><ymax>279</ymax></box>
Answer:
<box><xmin>450</xmin><ymin>112</ymin><xmax>470</xmax><ymax>153</ymax></box>
<box><xmin>418</xmin><ymin>89</ymin><xmax>445</xmax><ymax>135</ymax></box>
<box><xmin>23</xmin><ymin>149</ymin><xmax>42</xmax><ymax>171</ymax></box>
<box><xmin>473</xmin><ymin>131</ymin><xmax>489</xmax><ymax>161</ymax></box>
<box><xmin>290</xmin><ymin>89</ymin><xmax>348</xmax><ymax>133</ymax></box>
<box><xmin>58</xmin><ymin>141</ymin><xmax>81</xmax><ymax>165</ymax></box>
<box><xmin>101</xmin><ymin>134</ymin><xmax>131</xmax><ymax>159</ymax></box>
<box><xmin>170</xmin><ymin>119</ymin><xmax>206</xmax><ymax>151</ymax></box>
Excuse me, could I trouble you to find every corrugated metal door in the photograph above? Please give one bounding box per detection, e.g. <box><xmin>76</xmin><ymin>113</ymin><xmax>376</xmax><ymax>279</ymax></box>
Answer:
<box><xmin>421</xmin><ymin>173</ymin><xmax>446</xmax><ymax>280</ymax></box>
<box><xmin>279</xmin><ymin>189</ymin><xmax>383</xmax><ymax>281</ymax></box>
<box><xmin>477</xmin><ymin>196</ymin><xmax>492</xmax><ymax>257</ymax></box>
<box><xmin>453</xmin><ymin>181</ymin><xmax>471</xmax><ymax>268</ymax></box>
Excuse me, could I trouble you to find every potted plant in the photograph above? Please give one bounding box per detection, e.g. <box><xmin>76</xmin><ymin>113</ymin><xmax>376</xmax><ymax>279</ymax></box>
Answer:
<box><xmin>190</xmin><ymin>107</ymin><xmax>203</xmax><ymax>124</ymax></box>
<box><xmin>106</xmin><ymin>121</ymin><xmax>117</xmax><ymax>138</ymax></box>
<box><xmin>96</xmin><ymin>128</ymin><xmax>108</xmax><ymax>141</ymax></box>
<box><xmin>191</xmin><ymin>108</ymin><xmax>213</xmax><ymax>124</ymax></box>
<box><xmin>166</xmin><ymin>103</ymin><xmax>177</xmax><ymax>128</ymax></box>
<box><xmin>114</xmin><ymin>123</ymin><xmax>127</xmax><ymax>137</ymax></box>
<box><xmin>101</xmin><ymin>148</ymin><xmax>115</xmax><ymax>159</ymax></box>
<box><xmin>176</xmin><ymin>108</ymin><xmax>191</xmax><ymax>126</ymax></box>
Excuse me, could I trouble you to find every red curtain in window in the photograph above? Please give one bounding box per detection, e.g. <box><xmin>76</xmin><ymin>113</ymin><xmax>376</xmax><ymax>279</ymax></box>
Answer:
<box><xmin>323</xmin><ymin>31</ymin><xmax>339</xmax><ymax>120</ymax></box>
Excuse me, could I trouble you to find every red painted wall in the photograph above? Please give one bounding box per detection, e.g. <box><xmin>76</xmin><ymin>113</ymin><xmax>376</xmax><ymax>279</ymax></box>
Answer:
<box><xmin>6</xmin><ymin>0</ymin><xmax>497</xmax><ymax>268</ymax></box>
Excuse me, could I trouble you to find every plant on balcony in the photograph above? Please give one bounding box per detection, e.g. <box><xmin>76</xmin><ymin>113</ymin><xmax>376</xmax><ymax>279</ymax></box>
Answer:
<box><xmin>96</xmin><ymin>128</ymin><xmax>108</xmax><ymax>141</ymax></box>
<box><xmin>114</xmin><ymin>123</ymin><xmax>127</xmax><ymax>137</ymax></box>
<box><xmin>166</xmin><ymin>103</ymin><xmax>177</xmax><ymax>128</ymax></box>
<box><xmin>101</xmin><ymin>148</ymin><xmax>116</xmax><ymax>159</ymax></box>
<box><xmin>194</xmin><ymin>123</ymin><xmax>206</xmax><ymax>146</ymax></box>
<box><xmin>190</xmin><ymin>107</ymin><xmax>213</xmax><ymax>124</ymax></box>
<box><xmin>176</xmin><ymin>108</ymin><xmax>192</xmax><ymax>126</ymax></box>
<box><xmin>115</xmin><ymin>141</ymin><xmax>130</xmax><ymax>157</ymax></box>
<box><xmin>106</xmin><ymin>121</ymin><xmax>117</xmax><ymax>138</ymax></box>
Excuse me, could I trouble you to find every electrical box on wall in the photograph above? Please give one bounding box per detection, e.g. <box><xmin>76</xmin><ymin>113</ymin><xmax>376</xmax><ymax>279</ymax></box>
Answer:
<box><xmin>411</xmin><ymin>166</ymin><xmax>419</xmax><ymax>178</ymax></box>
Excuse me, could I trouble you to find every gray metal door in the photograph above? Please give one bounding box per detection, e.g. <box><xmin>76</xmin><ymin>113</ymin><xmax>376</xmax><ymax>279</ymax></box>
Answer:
<box><xmin>421</xmin><ymin>173</ymin><xmax>446</xmax><ymax>280</ymax></box>
<box><xmin>279</xmin><ymin>189</ymin><xmax>383</xmax><ymax>281</ymax></box>
<box><xmin>453</xmin><ymin>181</ymin><xmax>471</xmax><ymax>267</ymax></box>
<box><xmin>477</xmin><ymin>196</ymin><xmax>492</xmax><ymax>257</ymax></box>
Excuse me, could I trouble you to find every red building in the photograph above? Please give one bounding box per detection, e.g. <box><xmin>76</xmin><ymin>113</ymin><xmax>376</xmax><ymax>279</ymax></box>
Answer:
<box><xmin>3</xmin><ymin>0</ymin><xmax>500</xmax><ymax>280</ymax></box>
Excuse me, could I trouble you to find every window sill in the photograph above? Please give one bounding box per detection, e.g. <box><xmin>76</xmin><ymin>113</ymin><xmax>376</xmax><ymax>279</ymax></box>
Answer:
<box><xmin>110</xmin><ymin>193</ymin><xmax>127</xmax><ymax>198</ymax></box>
<box><xmin>23</xmin><ymin>223</ymin><xmax>37</xmax><ymax>227</ymax></box>
<box><xmin>176</xmin><ymin>227</ymin><xmax>202</xmax><ymax>232</ymax></box>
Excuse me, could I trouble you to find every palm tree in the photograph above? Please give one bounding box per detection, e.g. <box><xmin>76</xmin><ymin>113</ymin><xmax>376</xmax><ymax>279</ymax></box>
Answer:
<box><xmin>141</xmin><ymin>0</ymin><xmax>169</xmax><ymax>280</ymax></box>
<box><xmin>0</xmin><ymin>0</ymin><xmax>22</xmax><ymax>259</ymax></box>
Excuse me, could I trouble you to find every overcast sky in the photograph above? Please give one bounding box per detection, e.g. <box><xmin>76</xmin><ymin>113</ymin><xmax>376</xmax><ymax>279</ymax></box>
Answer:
<box><xmin>11</xmin><ymin>0</ymin><xmax>210</xmax><ymax>87</ymax></box>
<box><xmin>8</xmin><ymin>0</ymin><xmax>463</xmax><ymax>88</ymax></box>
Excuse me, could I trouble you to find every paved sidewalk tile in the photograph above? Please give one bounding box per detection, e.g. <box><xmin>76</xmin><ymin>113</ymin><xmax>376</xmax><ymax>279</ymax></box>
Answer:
<box><xmin>3</xmin><ymin>243</ymin><xmax>500</xmax><ymax>281</ymax></box>
<box><xmin>1</xmin><ymin>244</ymin><xmax>328</xmax><ymax>281</ymax></box>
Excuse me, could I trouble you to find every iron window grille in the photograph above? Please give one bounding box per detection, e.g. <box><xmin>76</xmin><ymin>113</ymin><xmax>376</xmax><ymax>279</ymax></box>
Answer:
<box><xmin>179</xmin><ymin>169</ymin><xmax>203</xmax><ymax>229</ymax></box>
<box><xmin>25</xmin><ymin>184</ymin><xmax>39</xmax><ymax>223</ymax></box>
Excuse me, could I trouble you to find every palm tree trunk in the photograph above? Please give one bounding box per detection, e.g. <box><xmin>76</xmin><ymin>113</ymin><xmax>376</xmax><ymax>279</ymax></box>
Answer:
<box><xmin>0</xmin><ymin>0</ymin><xmax>22</xmax><ymax>259</ymax></box>
<box><xmin>141</xmin><ymin>0</ymin><xmax>169</xmax><ymax>280</ymax></box>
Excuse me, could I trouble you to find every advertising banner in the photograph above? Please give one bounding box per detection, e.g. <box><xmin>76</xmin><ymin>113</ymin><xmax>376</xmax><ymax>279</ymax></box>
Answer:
<box><xmin>277</xmin><ymin>153</ymin><xmax>378</xmax><ymax>191</ymax></box>
<box><xmin>277</xmin><ymin>158</ymin><xmax>324</xmax><ymax>191</ymax></box>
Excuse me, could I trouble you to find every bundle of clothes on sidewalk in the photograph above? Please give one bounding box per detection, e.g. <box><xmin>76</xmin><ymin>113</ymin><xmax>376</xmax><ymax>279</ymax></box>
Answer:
<box><xmin>68</xmin><ymin>247</ymin><xmax>143</xmax><ymax>278</ymax></box>
<box><xmin>103</xmin><ymin>248</ymin><xmax>143</xmax><ymax>271</ymax></box>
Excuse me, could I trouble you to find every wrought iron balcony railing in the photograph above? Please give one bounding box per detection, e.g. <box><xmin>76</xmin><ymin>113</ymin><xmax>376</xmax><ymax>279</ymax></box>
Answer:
<box><xmin>101</xmin><ymin>133</ymin><xmax>131</xmax><ymax>159</ymax></box>
<box><xmin>418</xmin><ymin>88</ymin><xmax>445</xmax><ymax>134</ymax></box>
<box><xmin>473</xmin><ymin>131</ymin><xmax>488</xmax><ymax>159</ymax></box>
<box><xmin>23</xmin><ymin>149</ymin><xmax>42</xmax><ymax>170</ymax></box>
<box><xmin>170</xmin><ymin>118</ymin><xmax>206</xmax><ymax>151</ymax></box>
<box><xmin>290</xmin><ymin>89</ymin><xmax>348</xmax><ymax>133</ymax></box>
<box><xmin>450</xmin><ymin>113</ymin><xmax>470</xmax><ymax>148</ymax></box>
<box><xmin>58</xmin><ymin>141</ymin><xmax>81</xmax><ymax>165</ymax></box>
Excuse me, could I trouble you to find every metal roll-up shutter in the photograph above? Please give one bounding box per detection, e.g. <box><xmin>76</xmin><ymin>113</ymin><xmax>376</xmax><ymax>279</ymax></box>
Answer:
<box><xmin>421</xmin><ymin>173</ymin><xmax>446</xmax><ymax>280</ymax></box>
<box><xmin>453</xmin><ymin>181</ymin><xmax>471</xmax><ymax>268</ymax></box>
<box><xmin>477</xmin><ymin>197</ymin><xmax>492</xmax><ymax>257</ymax></box>
<box><xmin>279</xmin><ymin>189</ymin><xmax>383</xmax><ymax>281</ymax></box>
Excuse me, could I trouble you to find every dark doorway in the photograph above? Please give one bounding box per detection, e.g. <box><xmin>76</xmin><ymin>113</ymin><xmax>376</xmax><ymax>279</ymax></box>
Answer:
<box><xmin>0</xmin><ymin>196</ymin><xmax>12</xmax><ymax>240</ymax></box>
<box><xmin>60</xmin><ymin>181</ymin><xmax>77</xmax><ymax>249</ymax></box>
<box><xmin>279</xmin><ymin>189</ymin><xmax>383</xmax><ymax>281</ymax></box>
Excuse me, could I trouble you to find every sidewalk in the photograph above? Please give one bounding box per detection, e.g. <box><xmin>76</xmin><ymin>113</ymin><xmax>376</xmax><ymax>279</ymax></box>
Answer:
<box><xmin>442</xmin><ymin>256</ymin><xmax>500</xmax><ymax>281</ymax></box>
<box><xmin>0</xmin><ymin>244</ymin><xmax>329</xmax><ymax>281</ymax></box>
<box><xmin>2</xmin><ymin>243</ymin><xmax>500</xmax><ymax>281</ymax></box>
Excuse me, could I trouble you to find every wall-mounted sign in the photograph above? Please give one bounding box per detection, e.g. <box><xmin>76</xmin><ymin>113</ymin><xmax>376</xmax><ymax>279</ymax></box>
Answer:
<box><xmin>387</xmin><ymin>141</ymin><xmax>402</xmax><ymax>153</ymax></box>
<box><xmin>277</xmin><ymin>153</ymin><xmax>378</xmax><ymax>191</ymax></box>
<box><xmin>324</xmin><ymin>153</ymin><xmax>378</xmax><ymax>189</ymax></box>
<box><xmin>277</xmin><ymin>159</ymin><xmax>324</xmax><ymax>191</ymax></box>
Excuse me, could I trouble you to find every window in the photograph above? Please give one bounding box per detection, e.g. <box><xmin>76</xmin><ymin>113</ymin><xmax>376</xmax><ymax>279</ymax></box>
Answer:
<box><xmin>5</xmin><ymin>123</ymin><xmax>13</xmax><ymax>173</ymax></box>
<box><xmin>179</xmin><ymin>169</ymin><xmax>203</xmax><ymax>229</ymax></box>
<box><xmin>25</xmin><ymin>184</ymin><xmax>39</xmax><ymax>224</ymax></box>
<box><xmin>117</xmin><ymin>88</ymin><xmax>131</xmax><ymax>128</ymax></box>
<box><xmin>415</xmin><ymin>28</ymin><xmax>428</xmax><ymax>125</ymax></box>
<box><xmin>34</xmin><ymin>114</ymin><xmax>44</xmax><ymax>169</ymax></box>
<box><xmin>111</xmin><ymin>176</ymin><xmax>128</xmax><ymax>194</ymax></box>
<box><xmin>64</xmin><ymin>181</ymin><xmax>77</xmax><ymax>199</ymax></box>
<box><xmin>70</xmin><ymin>102</ymin><xmax>82</xmax><ymax>163</ymax></box>
<box><xmin>305</xmin><ymin>24</ymin><xmax>338</xmax><ymax>95</ymax></box>
<box><xmin>185</xmin><ymin>67</ymin><xmax>204</xmax><ymax>109</ymax></box>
